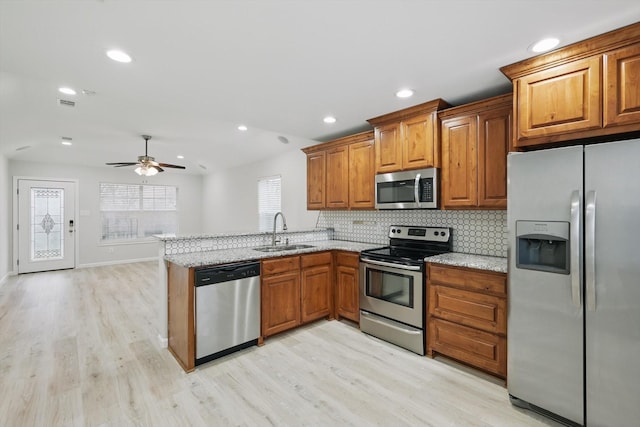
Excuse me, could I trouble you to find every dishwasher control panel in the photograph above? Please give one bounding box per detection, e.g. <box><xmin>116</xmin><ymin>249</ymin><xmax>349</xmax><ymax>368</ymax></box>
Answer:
<box><xmin>195</xmin><ymin>262</ymin><xmax>261</xmax><ymax>286</ymax></box>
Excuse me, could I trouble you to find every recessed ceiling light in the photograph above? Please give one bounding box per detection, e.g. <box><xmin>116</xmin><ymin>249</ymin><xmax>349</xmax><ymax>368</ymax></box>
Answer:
<box><xmin>530</xmin><ymin>37</ymin><xmax>560</xmax><ymax>53</ymax></box>
<box><xmin>61</xmin><ymin>137</ymin><xmax>73</xmax><ymax>146</ymax></box>
<box><xmin>177</xmin><ymin>155</ymin><xmax>184</xmax><ymax>159</ymax></box>
<box><xmin>106</xmin><ymin>49</ymin><xmax>132</xmax><ymax>63</ymax></box>
<box><xmin>237</xmin><ymin>125</ymin><xmax>248</xmax><ymax>131</ymax></box>
<box><xmin>395</xmin><ymin>89</ymin><xmax>414</xmax><ymax>98</ymax></box>
<box><xmin>323</xmin><ymin>116</ymin><xmax>337</xmax><ymax>124</ymax></box>
<box><xmin>58</xmin><ymin>87</ymin><xmax>76</xmax><ymax>95</ymax></box>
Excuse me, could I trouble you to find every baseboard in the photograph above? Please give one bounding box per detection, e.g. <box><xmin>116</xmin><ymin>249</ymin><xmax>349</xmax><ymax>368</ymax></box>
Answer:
<box><xmin>0</xmin><ymin>272</ymin><xmax>10</xmax><ymax>286</ymax></box>
<box><xmin>78</xmin><ymin>256</ymin><xmax>159</xmax><ymax>269</ymax></box>
<box><xmin>158</xmin><ymin>334</ymin><xmax>168</xmax><ymax>348</ymax></box>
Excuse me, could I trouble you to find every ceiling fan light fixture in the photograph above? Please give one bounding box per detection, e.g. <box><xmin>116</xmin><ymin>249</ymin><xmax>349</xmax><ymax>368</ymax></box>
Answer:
<box><xmin>135</xmin><ymin>165</ymin><xmax>158</xmax><ymax>176</ymax></box>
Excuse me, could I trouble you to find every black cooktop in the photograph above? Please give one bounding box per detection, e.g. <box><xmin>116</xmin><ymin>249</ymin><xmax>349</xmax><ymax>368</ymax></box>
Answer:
<box><xmin>362</xmin><ymin>246</ymin><xmax>449</xmax><ymax>262</ymax></box>
<box><xmin>360</xmin><ymin>225</ymin><xmax>453</xmax><ymax>267</ymax></box>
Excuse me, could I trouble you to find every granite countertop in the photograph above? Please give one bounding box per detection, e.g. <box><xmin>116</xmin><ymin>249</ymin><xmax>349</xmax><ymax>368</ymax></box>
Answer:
<box><xmin>164</xmin><ymin>240</ymin><xmax>382</xmax><ymax>268</ymax></box>
<box><xmin>425</xmin><ymin>252</ymin><xmax>507</xmax><ymax>274</ymax></box>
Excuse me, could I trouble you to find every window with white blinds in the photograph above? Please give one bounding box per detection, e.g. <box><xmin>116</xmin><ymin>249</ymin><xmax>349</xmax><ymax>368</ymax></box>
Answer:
<box><xmin>99</xmin><ymin>183</ymin><xmax>178</xmax><ymax>242</ymax></box>
<box><xmin>258</xmin><ymin>176</ymin><xmax>281</xmax><ymax>232</ymax></box>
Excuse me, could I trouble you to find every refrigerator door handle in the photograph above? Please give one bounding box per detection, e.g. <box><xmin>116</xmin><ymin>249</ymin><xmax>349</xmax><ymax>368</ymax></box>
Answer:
<box><xmin>586</xmin><ymin>190</ymin><xmax>597</xmax><ymax>311</ymax></box>
<box><xmin>570</xmin><ymin>190</ymin><xmax>582</xmax><ymax>308</ymax></box>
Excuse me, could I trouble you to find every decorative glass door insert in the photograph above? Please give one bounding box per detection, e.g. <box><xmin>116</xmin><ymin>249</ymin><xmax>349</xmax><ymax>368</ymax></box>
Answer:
<box><xmin>31</xmin><ymin>187</ymin><xmax>65</xmax><ymax>261</ymax></box>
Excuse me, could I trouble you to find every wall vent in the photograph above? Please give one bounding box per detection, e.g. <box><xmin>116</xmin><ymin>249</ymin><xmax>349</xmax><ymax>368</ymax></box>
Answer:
<box><xmin>58</xmin><ymin>98</ymin><xmax>75</xmax><ymax>107</ymax></box>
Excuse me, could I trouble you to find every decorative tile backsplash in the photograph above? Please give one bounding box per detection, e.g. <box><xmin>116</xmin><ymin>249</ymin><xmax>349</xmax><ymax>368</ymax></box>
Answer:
<box><xmin>317</xmin><ymin>210</ymin><xmax>507</xmax><ymax>257</ymax></box>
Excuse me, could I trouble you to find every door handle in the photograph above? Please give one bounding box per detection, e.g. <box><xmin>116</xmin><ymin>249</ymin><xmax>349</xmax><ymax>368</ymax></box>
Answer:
<box><xmin>569</xmin><ymin>190</ymin><xmax>581</xmax><ymax>308</ymax></box>
<box><xmin>585</xmin><ymin>191</ymin><xmax>596</xmax><ymax>311</ymax></box>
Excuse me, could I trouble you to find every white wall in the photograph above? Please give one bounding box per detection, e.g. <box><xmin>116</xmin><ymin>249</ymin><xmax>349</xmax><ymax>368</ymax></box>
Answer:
<box><xmin>202</xmin><ymin>148</ymin><xmax>317</xmax><ymax>233</ymax></box>
<box><xmin>9</xmin><ymin>160</ymin><xmax>203</xmax><ymax>268</ymax></box>
<box><xmin>0</xmin><ymin>154</ymin><xmax>10</xmax><ymax>282</ymax></box>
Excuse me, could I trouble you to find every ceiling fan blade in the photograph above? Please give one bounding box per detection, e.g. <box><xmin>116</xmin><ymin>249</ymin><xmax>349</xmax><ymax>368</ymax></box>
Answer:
<box><xmin>154</xmin><ymin>166</ymin><xmax>164</xmax><ymax>172</ymax></box>
<box><xmin>106</xmin><ymin>162</ymin><xmax>138</xmax><ymax>166</ymax></box>
<box><xmin>158</xmin><ymin>163</ymin><xmax>186</xmax><ymax>169</ymax></box>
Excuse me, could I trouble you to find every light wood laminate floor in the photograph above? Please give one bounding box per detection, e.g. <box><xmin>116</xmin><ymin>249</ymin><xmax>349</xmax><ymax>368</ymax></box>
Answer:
<box><xmin>0</xmin><ymin>262</ymin><xmax>560</xmax><ymax>427</ymax></box>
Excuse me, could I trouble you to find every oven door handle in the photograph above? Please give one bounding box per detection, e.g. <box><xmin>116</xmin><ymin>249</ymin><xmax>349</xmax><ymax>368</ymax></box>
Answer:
<box><xmin>360</xmin><ymin>258</ymin><xmax>422</xmax><ymax>271</ymax></box>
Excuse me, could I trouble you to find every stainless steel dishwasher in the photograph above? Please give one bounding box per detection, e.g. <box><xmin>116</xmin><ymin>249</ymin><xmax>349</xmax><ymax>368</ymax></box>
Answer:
<box><xmin>194</xmin><ymin>261</ymin><xmax>260</xmax><ymax>365</ymax></box>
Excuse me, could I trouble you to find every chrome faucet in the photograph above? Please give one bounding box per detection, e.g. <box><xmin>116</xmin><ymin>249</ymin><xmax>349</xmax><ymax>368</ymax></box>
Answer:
<box><xmin>271</xmin><ymin>211</ymin><xmax>288</xmax><ymax>246</ymax></box>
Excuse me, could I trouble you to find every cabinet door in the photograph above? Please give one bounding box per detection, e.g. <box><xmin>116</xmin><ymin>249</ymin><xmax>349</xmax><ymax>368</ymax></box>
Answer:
<box><xmin>348</xmin><ymin>139</ymin><xmax>375</xmax><ymax>209</ymax></box>
<box><xmin>374</xmin><ymin>122</ymin><xmax>402</xmax><ymax>173</ymax></box>
<box><xmin>441</xmin><ymin>115</ymin><xmax>478</xmax><ymax>208</ymax></box>
<box><xmin>261</xmin><ymin>271</ymin><xmax>301</xmax><ymax>337</ymax></box>
<box><xmin>335</xmin><ymin>264</ymin><xmax>359</xmax><ymax>322</ymax></box>
<box><xmin>306</xmin><ymin>151</ymin><xmax>326</xmax><ymax>210</ymax></box>
<box><xmin>402</xmin><ymin>113</ymin><xmax>437</xmax><ymax>169</ymax></box>
<box><xmin>477</xmin><ymin>106</ymin><xmax>510</xmax><ymax>208</ymax></box>
<box><xmin>301</xmin><ymin>264</ymin><xmax>332</xmax><ymax>324</ymax></box>
<box><xmin>604</xmin><ymin>43</ymin><xmax>640</xmax><ymax>128</ymax></box>
<box><xmin>326</xmin><ymin>146</ymin><xmax>349</xmax><ymax>209</ymax></box>
<box><xmin>515</xmin><ymin>56</ymin><xmax>602</xmax><ymax>145</ymax></box>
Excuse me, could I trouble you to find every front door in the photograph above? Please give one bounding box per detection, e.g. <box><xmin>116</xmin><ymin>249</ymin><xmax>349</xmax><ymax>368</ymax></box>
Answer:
<box><xmin>17</xmin><ymin>179</ymin><xmax>76</xmax><ymax>273</ymax></box>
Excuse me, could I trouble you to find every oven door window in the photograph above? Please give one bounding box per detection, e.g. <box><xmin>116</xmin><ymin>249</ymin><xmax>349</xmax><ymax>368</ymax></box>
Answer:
<box><xmin>366</xmin><ymin>268</ymin><xmax>414</xmax><ymax>308</ymax></box>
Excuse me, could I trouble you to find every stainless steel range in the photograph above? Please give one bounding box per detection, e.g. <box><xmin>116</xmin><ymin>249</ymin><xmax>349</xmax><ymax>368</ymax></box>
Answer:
<box><xmin>359</xmin><ymin>225</ymin><xmax>452</xmax><ymax>355</ymax></box>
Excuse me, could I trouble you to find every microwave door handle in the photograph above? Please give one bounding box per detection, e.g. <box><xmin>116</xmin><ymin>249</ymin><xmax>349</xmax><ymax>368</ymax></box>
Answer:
<box><xmin>414</xmin><ymin>173</ymin><xmax>421</xmax><ymax>207</ymax></box>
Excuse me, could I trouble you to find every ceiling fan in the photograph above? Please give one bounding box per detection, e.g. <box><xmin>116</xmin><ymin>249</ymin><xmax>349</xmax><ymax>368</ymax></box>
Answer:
<box><xmin>106</xmin><ymin>135</ymin><xmax>186</xmax><ymax>176</ymax></box>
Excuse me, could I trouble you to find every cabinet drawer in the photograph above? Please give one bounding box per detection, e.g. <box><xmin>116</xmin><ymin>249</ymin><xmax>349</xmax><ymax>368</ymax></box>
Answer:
<box><xmin>429</xmin><ymin>318</ymin><xmax>506</xmax><ymax>378</ymax></box>
<box><xmin>335</xmin><ymin>251</ymin><xmax>360</xmax><ymax>268</ymax></box>
<box><xmin>428</xmin><ymin>264</ymin><xmax>506</xmax><ymax>296</ymax></box>
<box><xmin>429</xmin><ymin>285</ymin><xmax>506</xmax><ymax>334</ymax></box>
<box><xmin>301</xmin><ymin>251</ymin><xmax>332</xmax><ymax>268</ymax></box>
<box><xmin>262</xmin><ymin>256</ymin><xmax>300</xmax><ymax>276</ymax></box>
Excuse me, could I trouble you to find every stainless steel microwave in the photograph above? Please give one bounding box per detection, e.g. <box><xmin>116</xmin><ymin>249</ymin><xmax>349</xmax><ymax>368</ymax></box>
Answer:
<box><xmin>375</xmin><ymin>168</ymin><xmax>438</xmax><ymax>209</ymax></box>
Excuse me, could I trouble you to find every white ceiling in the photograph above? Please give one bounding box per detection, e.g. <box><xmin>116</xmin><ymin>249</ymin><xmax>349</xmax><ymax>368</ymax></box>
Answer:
<box><xmin>1</xmin><ymin>1</ymin><xmax>639</xmax><ymax>175</ymax></box>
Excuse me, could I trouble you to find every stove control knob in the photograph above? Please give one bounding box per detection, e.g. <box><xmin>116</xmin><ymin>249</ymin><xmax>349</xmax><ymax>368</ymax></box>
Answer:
<box><xmin>440</xmin><ymin>231</ymin><xmax>446</xmax><ymax>236</ymax></box>
<box><xmin>434</xmin><ymin>231</ymin><xmax>439</xmax><ymax>236</ymax></box>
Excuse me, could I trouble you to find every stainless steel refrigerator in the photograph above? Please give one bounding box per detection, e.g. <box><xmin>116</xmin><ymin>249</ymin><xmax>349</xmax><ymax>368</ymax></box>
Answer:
<box><xmin>507</xmin><ymin>138</ymin><xmax>640</xmax><ymax>426</ymax></box>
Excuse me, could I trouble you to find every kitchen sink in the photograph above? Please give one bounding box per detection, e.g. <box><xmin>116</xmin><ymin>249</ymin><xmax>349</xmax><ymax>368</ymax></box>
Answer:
<box><xmin>253</xmin><ymin>244</ymin><xmax>315</xmax><ymax>252</ymax></box>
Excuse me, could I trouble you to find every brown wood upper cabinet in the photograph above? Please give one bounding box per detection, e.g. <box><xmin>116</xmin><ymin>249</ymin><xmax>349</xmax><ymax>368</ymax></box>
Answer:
<box><xmin>501</xmin><ymin>23</ymin><xmax>640</xmax><ymax>148</ymax></box>
<box><xmin>302</xmin><ymin>131</ymin><xmax>375</xmax><ymax>210</ymax></box>
<box><xmin>367</xmin><ymin>99</ymin><xmax>450</xmax><ymax>173</ymax></box>
<box><xmin>439</xmin><ymin>93</ymin><xmax>512</xmax><ymax>209</ymax></box>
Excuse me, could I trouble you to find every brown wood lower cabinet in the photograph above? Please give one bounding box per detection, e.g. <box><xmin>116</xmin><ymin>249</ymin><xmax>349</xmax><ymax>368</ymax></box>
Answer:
<box><xmin>261</xmin><ymin>259</ymin><xmax>301</xmax><ymax>337</ymax></box>
<box><xmin>334</xmin><ymin>251</ymin><xmax>360</xmax><ymax>322</ymax></box>
<box><xmin>261</xmin><ymin>252</ymin><xmax>334</xmax><ymax>340</ymax></box>
<box><xmin>167</xmin><ymin>261</ymin><xmax>195</xmax><ymax>372</ymax></box>
<box><xmin>427</xmin><ymin>262</ymin><xmax>507</xmax><ymax>379</ymax></box>
<box><xmin>301</xmin><ymin>252</ymin><xmax>333</xmax><ymax>323</ymax></box>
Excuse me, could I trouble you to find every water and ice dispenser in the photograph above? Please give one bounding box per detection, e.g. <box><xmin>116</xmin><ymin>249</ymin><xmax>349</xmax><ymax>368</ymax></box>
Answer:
<box><xmin>516</xmin><ymin>221</ymin><xmax>570</xmax><ymax>274</ymax></box>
